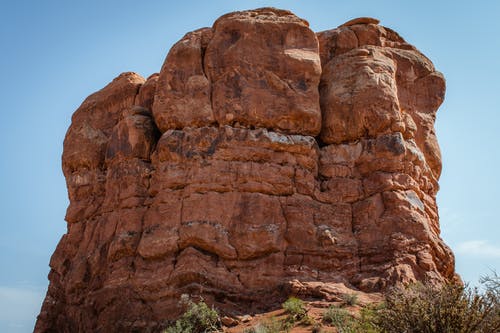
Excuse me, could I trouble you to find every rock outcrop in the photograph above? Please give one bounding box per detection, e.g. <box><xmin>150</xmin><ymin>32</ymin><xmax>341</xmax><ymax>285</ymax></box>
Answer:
<box><xmin>36</xmin><ymin>8</ymin><xmax>456</xmax><ymax>332</ymax></box>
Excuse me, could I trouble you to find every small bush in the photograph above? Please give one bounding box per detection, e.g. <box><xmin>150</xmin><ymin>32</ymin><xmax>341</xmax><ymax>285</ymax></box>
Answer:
<box><xmin>341</xmin><ymin>293</ymin><xmax>358</xmax><ymax>306</ymax></box>
<box><xmin>373</xmin><ymin>275</ymin><xmax>500</xmax><ymax>333</ymax></box>
<box><xmin>244</xmin><ymin>317</ymin><xmax>283</xmax><ymax>333</ymax></box>
<box><xmin>282</xmin><ymin>297</ymin><xmax>306</xmax><ymax>320</ymax></box>
<box><xmin>311</xmin><ymin>322</ymin><xmax>323</xmax><ymax>333</ymax></box>
<box><xmin>354</xmin><ymin>306</ymin><xmax>382</xmax><ymax>333</ymax></box>
<box><xmin>281</xmin><ymin>296</ymin><xmax>309</xmax><ymax>330</ymax></box>
<box><xmin>322</xmin><ymin>305</ymin><xmax>380</xmax><ymax>333</ymax></box>
<box><xmin>164</xmin><ymin>295</ymin><xmax>220</xmax><ymax>333</ymax></box>
<box><xmin>322</xmin><ymin>306</ymin><xmax>353</xmax><ymax>330</ymax></box>
<box><xmin>299</xmin><ymin>314</ymin><xmax>315</xmax><ymax>326</ymax></box>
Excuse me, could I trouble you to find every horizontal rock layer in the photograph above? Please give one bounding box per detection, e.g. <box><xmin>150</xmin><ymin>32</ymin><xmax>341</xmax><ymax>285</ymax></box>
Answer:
<box><xmin>36</xmin><ymin>7</ymin><xmax>455</xmax><ymax>333</ymax></box>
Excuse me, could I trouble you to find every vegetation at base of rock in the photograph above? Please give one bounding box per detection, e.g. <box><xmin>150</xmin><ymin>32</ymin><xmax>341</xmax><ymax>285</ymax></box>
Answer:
<box><xmin>244</xmin><ymin>298</ymin><xmax>315</xmax><ymax>333</ymax></box>
<box><xmin>354</xmin><ymin>307</ymin><xmax>382</xmax><ymax>333</ymax></box>
<box><xmin>318</xmin><ymin>273</ymin><xmax>500</xmax><ymax>332</ymax></box>
<box><xmin>162</xmin><ymin>274</ymin><xmax>499</xmax><ymax>332</ymax></box>
<box><xmin>322</xmin><ymin>306</ymin><xmax>358</xmax><ymax>332</ymax></box>
<box><xmin>281</xmin><ymin>296</ymin><xmax>319</xmax><ymax>329</ymax></box>
<box><xmin>340</xmin><ymin>293</ymin><xmax>358</xmax><ymax>306</ymax></box>
<box><xmin>299</xmin><ymin>313</ymin><xmax>316</xmax><ymax>326</ymax></box>
<box><xmin>322</xmin><ymin>306</ymin><xmax>350</xmax><ymax>326</ymax></box>
<box><xmin>164</xmin><ymin>295</ymin><xmax>221</xmax><ymax>333</ymax></box>
<box><xmin>282</xmin><ymin>297</ymin><xmax>306</xmax><ymax>321</ymax></box>
<box><xmin>374</xmin><ymin>273</ymin><xmax>500</xmax><ymax>333</ymax></box>
<box><xmin>311</xmin><ymin>322</ymin><xmax>324</xmax><ymax>333</ymax></box>
<box><xmin>243</xmin><ymin>317</ymin><xmax>283</xmax><ymax>333</ymax></box>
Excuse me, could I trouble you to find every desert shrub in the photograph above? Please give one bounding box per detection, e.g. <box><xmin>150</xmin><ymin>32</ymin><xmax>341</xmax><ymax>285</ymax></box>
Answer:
<box><xmin>282</xmin><ymin>297</ymin><xmax>306</xmax><ymax>320</ymax></box>
<box><xmin>322</xmin><ymin>306</ymin><xmax>354</xmax><ymax>331</ymax></box>
<box><xmin>164</xmin><ymin>295</ymin><xmax>221</xmax><ymax>333</ymax></box>
<box><xmin>373</xmin><ymin>274</ymin><xmax>500</xmax><ymax>333</ymax></box>
<box><xmin>311</xmin><ymin>322</ymin><xmax>324</xmax><ymax>333</ymax></box>
<box><xmin>353</xmin><ymin>306</ymin><xmax>382</xmax><ymax>333</ymax></box>
<box><xmin>341</xmin><ymin>293</ymin><xmax>358</xmax><ymax>306</ymax></box>
<box><xmin>299</xmin><ymin>313</ymin><xmax>315</xmax><ymax>326</ymax></box>
<box><xmin>478</xmin><ymin>271</ymin><xmax>500</xmax><ymax>332</ymax></box>
<box><xmin>480</xmin><ymin>271</ymin><xmax>500</xmax><ymax>292</ymax></box>
<box><xmin>322</xmin><ymin>305</ymin><xmax>381</xmax><ymax>333</ymax></box>
<box><xmin>244</xmin><ymin>317</ymin><xmax>283</xmax><ymax>333</ymax></box>
<box><xmin>281</xmin><ymin>296</ymin><xmax>308</xmax><ymax>330</ymax></box>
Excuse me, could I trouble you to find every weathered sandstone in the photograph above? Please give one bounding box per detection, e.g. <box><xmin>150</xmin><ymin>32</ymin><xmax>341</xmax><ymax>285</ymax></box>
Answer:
<box><xmin>36</xmin><ymin>8</ymin><xmax>456</xmax><ymax>333</ymax></box>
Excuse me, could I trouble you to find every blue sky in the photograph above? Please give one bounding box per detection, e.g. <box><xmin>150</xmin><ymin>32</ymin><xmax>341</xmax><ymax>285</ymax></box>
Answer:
<box><xmin>0</xmin><ymin>1</ymin><xmax>499</xmax><ymax>332</ymax></box>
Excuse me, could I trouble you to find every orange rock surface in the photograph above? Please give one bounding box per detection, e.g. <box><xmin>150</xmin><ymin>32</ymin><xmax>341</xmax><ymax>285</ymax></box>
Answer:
<box><xmin>36</xmin><ymin>8</ymin><xmax>456</xmax><ymax>332</ymax></box>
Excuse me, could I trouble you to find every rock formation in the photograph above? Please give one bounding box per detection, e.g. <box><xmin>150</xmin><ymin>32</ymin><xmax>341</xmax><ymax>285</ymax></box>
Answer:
<box><xmin>36</xmin><ymin>8</ymin><xmax>456</xmax><ymax>332</ymax></box>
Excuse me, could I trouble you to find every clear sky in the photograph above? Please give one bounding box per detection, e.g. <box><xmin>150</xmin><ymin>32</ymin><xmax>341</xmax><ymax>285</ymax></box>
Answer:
<box><xmin>0</xmin><ymin>1</ymin><xmax>499</xmax><ymax>332</ymax></box>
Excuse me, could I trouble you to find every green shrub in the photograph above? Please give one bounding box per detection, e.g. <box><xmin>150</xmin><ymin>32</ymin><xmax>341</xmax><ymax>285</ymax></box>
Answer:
<box><xmin>322</xmin><ymin>306</ymin><xmax>354</xmax><ymax>332</ymax></box>
<box><xmin>244</xmin><ymin>317</ymin><xmax>283</xmax><ymax>333</ymax></box>
<box><xmin>164</xmin><ymin>295</ymin><xmax>220</xmax><ymax>333</ymax></box>
<box><xmin>311</xmin><ymin>322</ymin><xmax>323</xmax><ymax>333</ymax></box>
<box><xmin>299</xmin><ymin>314</ymin><xmax>315</xmax><ymax>326</ymax></box>
<box><xmin>373</xmin><ymin>274</ymin><xmax>500</xmax><ymax>333</ymax></box>
<box><xmin>282</xmin><ymin>297</ymin><xmax>306</xmax><ymax>320</ymax></box>
<box><xmin>322</xmin><ymin>305</ymin><xmax>380</xmax><ymax>333</ymax></box>
<box><xmin>354</xmin><ymin>306</ymin><xmax>382</xmax><ymax>333</ymax></box>
<box><xmin>341</xmin><ymin>293</ymin><xmax>358</xmax><ymax>306</ymax></box>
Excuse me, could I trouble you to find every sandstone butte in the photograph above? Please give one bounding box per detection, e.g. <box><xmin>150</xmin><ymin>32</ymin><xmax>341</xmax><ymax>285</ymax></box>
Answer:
<box><xmin>35</xmin><ymin>8</ymin><xmax>458</xmax><ymax>333</ymax></box>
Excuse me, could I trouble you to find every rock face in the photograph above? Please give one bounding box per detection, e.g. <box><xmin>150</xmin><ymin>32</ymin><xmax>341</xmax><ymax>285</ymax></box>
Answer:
<box><xmin>36</xmin><ymin>8</ymin><xmax>456</xmax><ymax>332</ymax></box>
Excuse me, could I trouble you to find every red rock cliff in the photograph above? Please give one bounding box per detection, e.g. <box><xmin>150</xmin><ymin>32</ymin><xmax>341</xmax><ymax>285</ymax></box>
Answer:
<box><xmin>36</xmin><ymin>8</ymin><xmax>455</xmax><ymax>332</ymax></box>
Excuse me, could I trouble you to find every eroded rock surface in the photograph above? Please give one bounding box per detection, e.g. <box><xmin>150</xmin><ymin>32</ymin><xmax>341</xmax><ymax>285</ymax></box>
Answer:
<box><xmin>36</xmin><ymin>8</ymin><xmax>456</xmax><ymax>333</ymax></box>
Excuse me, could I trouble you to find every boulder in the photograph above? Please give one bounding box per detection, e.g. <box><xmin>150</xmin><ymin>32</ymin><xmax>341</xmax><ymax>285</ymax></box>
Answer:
<box><xmin>36</xmin><ymin>10</ymin><xmax>456</xmax><ymax>333</ymax></box>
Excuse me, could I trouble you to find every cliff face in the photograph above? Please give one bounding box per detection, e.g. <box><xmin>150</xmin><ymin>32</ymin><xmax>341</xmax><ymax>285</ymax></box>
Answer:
<box><xmin>36</xmin><ymin>8</ymin><xmax>455</xmax><ymax>332</ymax></box>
